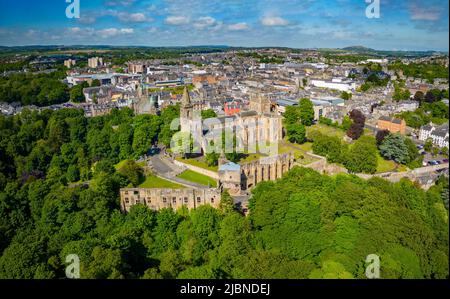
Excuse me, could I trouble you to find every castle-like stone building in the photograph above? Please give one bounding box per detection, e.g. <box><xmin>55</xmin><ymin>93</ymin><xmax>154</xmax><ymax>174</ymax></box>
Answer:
<box><xmin>218</xmin><ymin>152</ymin><xmax>295</xmax><ymax>195</ymax></box>
<box><xmin>119</xmin><ymin>87</ymin><xmax>295</xmax><ymax>212</ymax></box>
<box><xmin>120</xmin><ymin>187</ymin><xmax>221</xmax><ymax>213</ymax></box>
<box><xmin>179</xmin><ymin>86</ymin><xmax>283</xmax><ymax>153</ymax></box>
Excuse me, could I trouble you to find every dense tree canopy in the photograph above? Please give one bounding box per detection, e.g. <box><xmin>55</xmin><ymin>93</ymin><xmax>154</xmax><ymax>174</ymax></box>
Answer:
<box><xmin>0</xmin><ymin>105</ymin><xmax>448</xmax><ymax>280</ymax></box>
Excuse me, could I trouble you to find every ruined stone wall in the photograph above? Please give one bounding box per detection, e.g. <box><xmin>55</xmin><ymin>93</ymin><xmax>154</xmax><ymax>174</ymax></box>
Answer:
<box><xmin>120</xmin><ymin>188</ymin><xmax>221</xmax><ymax>212</ymax></box>
<box><xmin>240</xmin><ymin>152</ymin><xmax>295</xmax><ymax>190</ymax></box>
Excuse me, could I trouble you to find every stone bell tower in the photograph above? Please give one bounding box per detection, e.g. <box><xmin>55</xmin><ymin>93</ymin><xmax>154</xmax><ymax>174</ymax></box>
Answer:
<box><xmin>180</xmin><ymin>86</ymin><xmax>194</xmax><ymax>133</ymax></box>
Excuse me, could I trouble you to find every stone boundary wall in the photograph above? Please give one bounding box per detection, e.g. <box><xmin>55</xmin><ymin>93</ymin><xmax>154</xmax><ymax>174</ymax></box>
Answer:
<box><xmin>302</xmin><ymin>153</ymin><xmax>448</xmax><ymax>186</ymax></box>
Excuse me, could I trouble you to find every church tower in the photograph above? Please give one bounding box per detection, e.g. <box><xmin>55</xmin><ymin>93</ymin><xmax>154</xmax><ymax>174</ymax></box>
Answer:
<box><xmin>249</xmin><ymin>93</ymin><xmax>271</xmax><ymax>114</ymax></box>
<box><xmin>180</xmin><ymin>86</ymin><xmax>194</xmax><ymax>133</ymax></box>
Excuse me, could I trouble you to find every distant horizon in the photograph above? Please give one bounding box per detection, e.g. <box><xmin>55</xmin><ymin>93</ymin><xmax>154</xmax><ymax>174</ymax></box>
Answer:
<box><xmin>0</xmin><ymin>0</ymin><xmax>448</xmax><ymax>52</ymax></box>
<box><xmin>0</xmin><ymin>44</ymin><xmax>448</xmax><ymax>53</ymax></box>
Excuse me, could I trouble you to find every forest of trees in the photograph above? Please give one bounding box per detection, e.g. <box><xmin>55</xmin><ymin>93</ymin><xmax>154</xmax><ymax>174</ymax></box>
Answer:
<box><xmin>0</xmin><ymin>106</ymin><xmax>448</xmax><ymax>279</ymax></box>
<box><xmin>388</xmin><ymin>61</ymin><xmax>449</xmax><ymax>83</ymax></box>
<box><xmin>0</xmin><ymin>69</ymin><xmax>69</xmax><ymax>106</ymax></box>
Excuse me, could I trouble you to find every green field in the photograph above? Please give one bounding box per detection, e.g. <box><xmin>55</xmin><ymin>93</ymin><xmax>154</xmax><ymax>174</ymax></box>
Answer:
<box><xmin>306</xmin><ymin>124</ymin><xmax>346</xmax><ymax>139</ymax></box>
<box><xmin>376</xmin><ymin>154</ymin><xmax>408</xmax><ymax>173</ymax></box>
<box><xmin>139</xmin><ymin>175</ymin><xmax>185</xmax><ymax>189</ymax></box>
<box><xmin>280</xmin><ymin>141</ymin><xmax>320</xmax><ymax>165</ymax></box>
<box><xmin>177</xmin><ymin>170</ymin><xmax>217</xmax><ymax>187</ymax></box>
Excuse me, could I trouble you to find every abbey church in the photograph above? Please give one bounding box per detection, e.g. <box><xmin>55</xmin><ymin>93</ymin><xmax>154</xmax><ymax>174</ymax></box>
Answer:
<box><xmin>179</xmin><ymin>86</ymin><xmax>283</xmax><ymax>153</ymax></box>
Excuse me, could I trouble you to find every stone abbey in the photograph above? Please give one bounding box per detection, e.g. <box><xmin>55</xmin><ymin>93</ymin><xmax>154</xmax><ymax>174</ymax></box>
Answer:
<box><xmin>119</xmin><ymin>87</ymin><xmax>295</xmax><ymax>212</ymax></box>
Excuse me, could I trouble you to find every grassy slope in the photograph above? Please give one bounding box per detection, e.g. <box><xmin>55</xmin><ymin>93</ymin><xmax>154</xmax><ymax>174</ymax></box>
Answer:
<box><xmin>176</xmin><ymin>170</ymin><xmax>217</xmax><ymax>187</ymax></box>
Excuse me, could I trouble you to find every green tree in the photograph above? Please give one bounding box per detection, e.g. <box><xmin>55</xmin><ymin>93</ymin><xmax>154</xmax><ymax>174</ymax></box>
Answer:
<box><xmin>340</xmin><ymin>91</ymin><xmax>352</xmax><ymax>101</ymax></box>
<box><xmin>283</xmin><ymin>105</ymin><xmax>301</xmax><ymax>125</ymax></box>
<box><xmin>298</xmin><ymin>98</ymin><xmax>314</xmax><ymax>126</ymax></box>
<box><xmin>424</xmin><ymin>138</ymin><xmax>433</xmax><ymax>152</ymax></box>
<box><xmin>286</xmin><ymin>123</ymin><xmax>306</xmax><ymax>144</ymax></box>
<box><xmin>345</xmin><ymin>136</ymin><xmax>378</xmax><ymax>174</ymax></box>
<box><xmin>117</xmin><ymin>160</ymin><xmax>144</xmax><ymax>187</ymax></box>
<box><xmin>69</xmin><ymin>83</ymin><xmax>87</xmax><ymax>103</ymax></box>
<box><xmin>379</xmin><ymin>133</ymin><xmax>411</xmax><ymax>164</ymax></box>
<box><xmin>201</xmin><ymin>109</ymin><xmax>217</xmax><ymax>120</ymax></box>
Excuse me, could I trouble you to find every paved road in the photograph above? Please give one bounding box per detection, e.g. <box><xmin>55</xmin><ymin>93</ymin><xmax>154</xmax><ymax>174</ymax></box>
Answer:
<box><xmin>150</xmin><ymin>155</ymin><xmax>173</xmax><ymax>174</ymax></box>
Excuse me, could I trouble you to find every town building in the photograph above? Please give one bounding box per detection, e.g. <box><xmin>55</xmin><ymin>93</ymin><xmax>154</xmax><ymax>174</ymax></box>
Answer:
<box><xmin>377</xmin><ymin>116</ymin><xmax>406</xmax><ymax>135</ymax></box>
<box><xmin>64</xmin><ymin>59</ymin><xmax>76</xmax><ymax>69</ymax></box>
<box><xmin>419</xmin><ymin>123</ymin><xmax>449</xmax><ymax>148</ymax></box>
<box><xmin>310</xmin><ymin>78</ymin><xmax>357</xmax><ymax>92</ymax></box>
<box><xmin>224</xmin><ymin>99</ymin><xmax>242</xmax><ymax>116</ymax></box>
<box><xmin>88</xmin><ymin>57</ymin><xmax>103</xmax><ymax>69</ymax></box>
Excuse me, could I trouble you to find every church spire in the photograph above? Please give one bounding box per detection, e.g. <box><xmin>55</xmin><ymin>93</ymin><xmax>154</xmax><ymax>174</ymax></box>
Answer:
<box><xmin>182</xmin><ymin>85</ymin><xmax>191</xmax><ymax>106</ymax></box>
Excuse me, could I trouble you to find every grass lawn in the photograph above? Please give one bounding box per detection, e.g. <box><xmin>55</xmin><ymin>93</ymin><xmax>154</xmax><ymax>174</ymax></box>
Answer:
<box><xmin>139</xmin><ymin>175</ymin><xmax>185</xmax><ymax>189</ymax></box>
<box><xmin>279</xmin><ymin>141</ymin><xmax>320</xmax><ymax>165</ymax></box>
<box><xmin>297</xmin><ymin>142</ymin><xmax>313</xmax><ymax>152</ymax></box>
<box><xmin>176</xmin><ymin>157</ymin><xmax>218</xmax><ymax>172</ymax></box>
<box><xmin>306</xmin><ymin>124</ymin><xmax>346</xmax><ymax>139</ymax></box>
<box><xmin>375</xmin><ymin>154</ymin><xmax>408</xmax><ymax>173</ymax></box>
<box><xmin>177</xmin><ymin>170</ymin><xmax>217</xmax><ymax>187</ymax></box>
<box><xmin>297</xmin><ymin>154</ymin><xmax>321</xmax><ymax>165</ymax></box>
<box><xmin>376</xmin><ymin>154</ymin><xmax>397</xmax><ymax>173</ymax></box>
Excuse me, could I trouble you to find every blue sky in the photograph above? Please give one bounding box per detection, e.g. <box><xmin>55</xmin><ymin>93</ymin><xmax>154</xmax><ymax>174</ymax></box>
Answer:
<box><xmin>0</xmin><ymin>0</ymin><xmax>448</xmax><ymax>51</ymax></box>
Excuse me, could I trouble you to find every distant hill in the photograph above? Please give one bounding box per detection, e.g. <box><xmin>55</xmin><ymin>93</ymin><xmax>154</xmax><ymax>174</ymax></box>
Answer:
<box><xmin>341</xmin><ymin>45</ymin><xmax>444</xmax><ymax>58</ymax></box>
<box><xmin>342</xmin><ymin>46</ymin><xmax>376</xmax><ymax>52</ymax></box>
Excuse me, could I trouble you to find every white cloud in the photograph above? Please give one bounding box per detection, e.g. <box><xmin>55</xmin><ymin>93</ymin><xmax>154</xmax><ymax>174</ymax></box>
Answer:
<box><xmin>68</xmin><ymin>27</ymin><xmax>82</xmax><ymax>34</ymax></box>
<box><xmin>120</xmin><ymin>28</ymin><xmax>134</xmax><ymax>34</ymax></box>
<box><xmin>117</xmin><ymin>12</ymin><xmax>149</xmax><ymax>23</ymax></box>
<box><xmin>105</xmin><ymin>0</ymin><xmax>135</xmax><ymax>6</ymax></box>
<box><xmin>67</xmin><ymin>26</ymin><xmax>133</xmax><ymax>38</ymax></box>
<box><xmin>228</xmin><ymin>22</ymin><xmax>249</xmax><ymax>31</ymax></box>
<box><xmin>165</xmin><ymin>15</ymin><xmax>190</xmax><ymax>25</ymax></box>
<box><xmin>409</xmin><ymin>4</ymin><xmax>441</xmax><ymax>21</ymax></box>
<box><xmin>261</xmin><ymin>16</ymin><xmax>289</xmax><ymax>26</ymax></box>
<box><xmin>194</xmin><ymin>16</ymin><xmax>219</xmax><ymax>29</ymax></box>
<box><xmin>78</xmin><ymin>15</ymin><xmax>97</xmax><ymax>24</ymax></box>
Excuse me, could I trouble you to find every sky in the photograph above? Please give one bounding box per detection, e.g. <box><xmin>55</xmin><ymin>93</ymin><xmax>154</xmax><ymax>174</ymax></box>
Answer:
<box><xmin>0</xmin><ymin>0</ymin><xmax>448</xmax><ymax>51</ymax></box>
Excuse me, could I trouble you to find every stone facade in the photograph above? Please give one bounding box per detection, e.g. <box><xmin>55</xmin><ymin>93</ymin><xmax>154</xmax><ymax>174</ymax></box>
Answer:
<box><xmin>218</xmin><ymin>161</ymin><xmax>242</xmax><ymax>196</ymax></box>
<box><xmin>179</xmin><ymin>86</ymin><xmax>283</xmax><ymax>153</ymax></box>
<box><xmin>239</xmin><ymin>152</ymin><xmax>295</xmax><ymax>190</ymax></box>
<box><xmin>120</xmin><ymin>187</ymin><xmax>221</xmax><ymax>212</ymax></box>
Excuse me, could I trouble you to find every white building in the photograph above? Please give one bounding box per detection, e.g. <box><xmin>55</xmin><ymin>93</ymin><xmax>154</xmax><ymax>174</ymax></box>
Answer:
<box><xmin>88</xmin><ymin>57</ymin><xmax>103</xmax><ymax>69</ymax></box>
<box><xmin>310</xmin><ymin>78</ymin><xmax>357</xmax><ymax>92</ymax></box>
<box><xmin>365</xmin><ymin>58</ymin><xmax>388</xmax><ymax>64</ymax></box>
<box><xmin>64</xmin><ymin>59</ymin><xmax>76</xmax><ymax>69</ymax></box>
<box><xmin>419</xmin><ymin>123</ymin><xmax>449</xmax><ymax>148</ymax></box>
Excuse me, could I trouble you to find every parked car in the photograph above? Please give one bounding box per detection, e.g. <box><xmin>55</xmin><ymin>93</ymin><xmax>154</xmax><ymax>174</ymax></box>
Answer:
<box><xmin>443</xmin><ymin>159</ymin><xmax>449</xmax><ymax>163</ymax></box>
